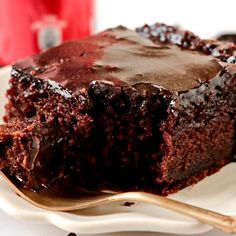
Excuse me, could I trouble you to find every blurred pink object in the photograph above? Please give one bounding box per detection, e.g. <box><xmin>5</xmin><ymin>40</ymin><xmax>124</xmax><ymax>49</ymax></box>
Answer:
<box><xmin>0</xmin><ymin>0</ymin><xmax>94</xmax><ymax>65</ymax></box>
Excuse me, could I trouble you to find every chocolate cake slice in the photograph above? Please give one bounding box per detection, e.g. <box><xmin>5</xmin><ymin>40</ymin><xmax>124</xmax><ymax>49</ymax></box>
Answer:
<box><xmin>1</xmin><ymin>26</ymin><xmax>236</xmax><ymax>195</ymax></box>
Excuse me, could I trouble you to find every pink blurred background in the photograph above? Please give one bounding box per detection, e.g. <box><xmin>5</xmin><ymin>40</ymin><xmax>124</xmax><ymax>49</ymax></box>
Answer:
<box><xmin>0</xmin><ymin>0</ymin><xmax>93</xmax><ymax>65</ymax></box>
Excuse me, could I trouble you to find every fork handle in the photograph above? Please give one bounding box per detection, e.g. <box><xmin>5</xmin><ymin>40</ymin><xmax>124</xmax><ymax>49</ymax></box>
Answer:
<box><xmin>109</xmin><ymin>192</ymin><xmax>236</xmax><ymax>234</ymax></box>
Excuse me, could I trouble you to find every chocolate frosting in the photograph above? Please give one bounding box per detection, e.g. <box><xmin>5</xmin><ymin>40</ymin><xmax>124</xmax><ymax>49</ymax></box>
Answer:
<box><xmin>13</xmin><ymin>26</ymin><xmax>222</xmax><ymax>93</ymax></box>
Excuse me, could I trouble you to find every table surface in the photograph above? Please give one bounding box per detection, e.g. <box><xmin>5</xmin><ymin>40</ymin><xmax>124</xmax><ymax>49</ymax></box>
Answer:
<box><xmin>0</xmin><ymin>209</ymin><xmax>229</xmax><ymax>236</ymax></box>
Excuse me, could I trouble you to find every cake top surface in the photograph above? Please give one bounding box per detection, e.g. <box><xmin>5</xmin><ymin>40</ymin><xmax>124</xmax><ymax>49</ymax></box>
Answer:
<box><xmin>13</xmin><ymin>26</ymin><xmax>222</xmax><ymax>93</ymax></box>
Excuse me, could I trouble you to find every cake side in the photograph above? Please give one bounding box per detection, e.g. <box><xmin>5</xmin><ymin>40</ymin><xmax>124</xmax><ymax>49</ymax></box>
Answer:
<box><xmin>158</xmin><ymin>69</ymin><xmax>235</xmax><ymax>193</ymax></box>
<box><xmin>3</xmin><ymin>70</ymin><xmax>95</xmax><ymax>191</ymax></box>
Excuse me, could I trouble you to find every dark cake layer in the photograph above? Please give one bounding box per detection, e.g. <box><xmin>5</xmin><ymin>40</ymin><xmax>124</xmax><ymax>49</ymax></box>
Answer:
<box><xmin>4</xmin><ymin>73</ymin><xmax>95</xmax><ymax>191</ymax></box>
<box><xmin>1</xmin><ymin>26</ymin><xmax>236</xmax><ymax>195</ymax></box>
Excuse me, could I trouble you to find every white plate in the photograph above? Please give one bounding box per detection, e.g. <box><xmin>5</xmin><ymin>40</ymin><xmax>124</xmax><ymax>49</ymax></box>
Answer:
<box><xmin>0</xmin><ymin>66</ymin><xmax>235</xmax><ymax>235</ymax></box>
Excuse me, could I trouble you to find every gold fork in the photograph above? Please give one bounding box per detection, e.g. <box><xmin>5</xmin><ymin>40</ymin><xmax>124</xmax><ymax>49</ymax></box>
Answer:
<box><xmin>1</xmin><ymin>171</ymin><xmax>236</xmax><ymax>234</ymax></box>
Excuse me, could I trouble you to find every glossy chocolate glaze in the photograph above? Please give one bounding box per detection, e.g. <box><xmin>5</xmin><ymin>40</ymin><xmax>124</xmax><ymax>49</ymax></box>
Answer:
<box><xmin>5</xmin><ymin>25</ymin><xmax>236</xmax><ymax>194</ymax></box>
<box><xmin>13</xmin><ymin>26</ymin><xmax>222</xmax><ymax>93</ymax></box>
